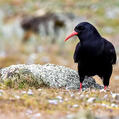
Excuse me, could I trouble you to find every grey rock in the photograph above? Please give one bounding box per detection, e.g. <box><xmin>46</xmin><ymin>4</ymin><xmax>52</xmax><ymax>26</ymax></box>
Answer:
<box><xmin>87</xmin><ymin>97</ymin><xmax>96</xmax><ymax>103</ymax></box>
<box><xmin>66</xmin><ymin>110</ymin><xmax>94</xmax><ymax>119</ymax></box>
<box><xmin>111</xmin><ymin>93</ymin><xmax>119</xmax><ymax>100</ymax></box>
<box><xmin>0</xmin><ymin>64</ymin><xmax>103</xmax><ymax>89</ymax></box>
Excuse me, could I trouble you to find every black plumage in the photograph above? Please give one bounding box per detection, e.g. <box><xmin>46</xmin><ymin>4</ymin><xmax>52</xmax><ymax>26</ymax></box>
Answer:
<box><xmin>65</xmin><ymin>22</ymin><xmax>116</xmax><ymax>90</ymax></box>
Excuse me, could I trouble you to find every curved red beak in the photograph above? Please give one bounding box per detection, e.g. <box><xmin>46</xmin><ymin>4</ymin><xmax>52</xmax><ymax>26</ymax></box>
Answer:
<box><xmin>65</xmin><ymin>31</ymin><xmax>78</xmax><ymax>42</ymax></box>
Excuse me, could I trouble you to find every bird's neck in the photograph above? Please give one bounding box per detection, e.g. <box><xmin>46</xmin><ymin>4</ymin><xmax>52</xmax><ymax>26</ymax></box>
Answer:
<box><xmin>79</xmin><ymin>37</ymin><xmax>104</xmax><ymax>56</ymax></box>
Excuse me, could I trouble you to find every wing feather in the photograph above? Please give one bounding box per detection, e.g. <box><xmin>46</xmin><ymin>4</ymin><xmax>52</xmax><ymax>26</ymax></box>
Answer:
<box><xmin>103</xmin><ymin>39</ymin><xmax>116</xmax><ymax>64</ymax></box>
<box><xmin>73</xmin><ymin>42</ymin><xmax>81</xmax><ymax>63</ymax></box>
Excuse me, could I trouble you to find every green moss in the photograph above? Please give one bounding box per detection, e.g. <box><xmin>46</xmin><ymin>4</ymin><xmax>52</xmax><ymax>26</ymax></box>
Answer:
<box><xmin>4</xmin><ymin>79</ymin><xmax>14</xmax><ymax>88</ymax></box>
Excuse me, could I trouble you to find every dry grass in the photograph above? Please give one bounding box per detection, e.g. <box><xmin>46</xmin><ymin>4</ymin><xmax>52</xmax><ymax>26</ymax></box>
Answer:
<box><xmin>0</xmin><ymin>78</ymin><xmax>119</xmax><ymax>119</ymax></box>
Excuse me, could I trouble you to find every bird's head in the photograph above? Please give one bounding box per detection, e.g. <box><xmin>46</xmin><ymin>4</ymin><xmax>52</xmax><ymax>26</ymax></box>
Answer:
<box><xmin>65</xmin><ymin>22</ymin><xmax>100</xmax><ymax>42</ymax></box>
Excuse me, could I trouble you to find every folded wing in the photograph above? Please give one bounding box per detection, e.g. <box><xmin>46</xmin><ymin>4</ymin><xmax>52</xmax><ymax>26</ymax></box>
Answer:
<box><xmin>73</xmin><ymin>42</ymin><xmax>81</xmax><ymax>63</ymax></box>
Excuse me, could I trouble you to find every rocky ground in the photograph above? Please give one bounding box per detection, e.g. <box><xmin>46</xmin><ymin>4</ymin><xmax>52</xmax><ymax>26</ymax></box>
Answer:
<box><xmin>0</xmin><ymin>64</ymin><xmax>119</xmax><ymax>119</ymax></box>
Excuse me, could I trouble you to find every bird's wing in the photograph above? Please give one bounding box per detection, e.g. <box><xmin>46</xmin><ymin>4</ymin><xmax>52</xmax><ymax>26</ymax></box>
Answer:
<box><xmin>73</xmin><ymin>42</ymin><xmax>81</xmax><ymax>63</ymax></box>
<box><xmin>103</xmin><ymin>39</ymin><xmax>116</xmax><ymax>64</ymax></box>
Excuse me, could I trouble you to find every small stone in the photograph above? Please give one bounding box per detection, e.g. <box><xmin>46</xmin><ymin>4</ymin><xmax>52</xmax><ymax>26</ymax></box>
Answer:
<box><xmin>65</xmin><ymin>98</ymin><xmax>68</xmax><ymax>101</ymax></box>
<box><xmin>22</xmin><ymin>91</ymin><xmax>27</xmax><ymax>94</ymax></box>
<box><xmin>0</xmin><ymin>93</ymin><xmax>2</xmax><ymax>96</ymax></box>
<box><xmin>0</xmin><ymin>89</ymin><xmax>4</xmax><ymax>93</ymax></box>
<box><xmin>87</xmin><ymin>97</ymin><xmax>96</xmax><ymax>103</ymax></box>
<box><xmin>56</xmin><ymin>96</ymin><xmax>62</xmax><ymax>100</ymax></box>
<box><xmin>69</xmin><ymin>93</ymin><xmax>74</xmax><ymax>97</ymax></box>
<box><xmin>66</xmin><ymin>114</ymin><xmax>75</xmax><ymax>119</ymax></box>
<box><xmin>48</xmin><ymin>99</ymin><xmax>58</xmax><ymax>105</ymax></box>
<box><xmin>111</xmin><ymin>103</ymin><xmax>118</xmax><ymax>108</ymax></box>
<box><xmin>101</xmin><ymin>103</ymin><xmax>108</xmax><ymax>107</ymax></box>
<box><xmin>114</xmin><ymin>76</ymin><xmax>119</xmax><ymax>80</ymax></box>
<box><xmin>14</xmin><ymin>95</ymin><xmax>20</xmax><ymax>99</ymax></box>
<box><xmin>37</xmin><ymin>88</ymin><xmax>42</xmax><ymax>91</ymax></box>
<box><xmin>32</xmin><ymin>113</ymin><xmax>41</xmax><ymax>118</ymax></box>
<box><xmin>80</xmin><ymin>94</ymin><xmax>84</xmax><ymax>99</ymax></box>
<box><xmin>115</xmin><ymin>94</ymin><xmax>119</xmax><ymax>100</ymax></box>
<box><xmin>104</xmin><ymin>95</ymin><xmax>108</xmax><ymax>99</ymax></box>
<box><xmin>85</xmin><ymin>94</ymin><xmax>89</xmax><ymax>98</ymax></box>
<box><xmin>72</xmin><ymin>104</ymin><xmax>79</xmax><ymax>108</ymax></box>
<box><xmin>111</xmin><ymin>93</ymin><xmax>117</xmax><ymax>98</ymax></box>
<box><xmin>100</xmin><ymin>89</ymin><xmax>106</xmax><ymax>93</ymax></box>
<box><xmin>75</xmin><ymin>110</ymin><xmax>94</xmax><ymax>119</ymax></box>
<box><xmin>0</xmin><ymin>90</ymin><xmax>4</xmax><ymax>96</ymax></box>
<box><xmin>26</xmin><ymin>109</ymin><xmax>33</xmax><ymax>115</ymax></box>
<box><xmin>111</xmin><ymin>93</ymin><xmax>119</xmax><ymax>100</ymax></box>
<box><xmin>59</xmin><ymin>100</ymin><xmax>63</xmax><ymax>103</ymax></box>
<box><xmin>27</xmin><ymin>89</ymin><xmax>33</xmax><ymax>95</ymax></box>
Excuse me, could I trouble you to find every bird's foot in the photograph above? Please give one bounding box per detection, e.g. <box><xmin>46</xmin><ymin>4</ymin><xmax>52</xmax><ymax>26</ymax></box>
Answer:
<box><xmin>104</xmin><ymin>86</ymin><xmax>107</xmax><ymax>90</ymax></box>
<box><xmin>104</xmin><ymin>86</ymin><xmax>110</xmax><ymax>92</ymax></box>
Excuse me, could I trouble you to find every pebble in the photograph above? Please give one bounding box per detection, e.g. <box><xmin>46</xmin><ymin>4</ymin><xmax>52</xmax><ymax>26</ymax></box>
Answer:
<box><xmin>70</xmin><ymin>93</ymin><xmax>75</xmax><ymax>97</ymax></box>
<box><xmin>101</xmin><ymin>103</ymin><xmax>109</xmax><ymax>108</ymax></box>
<box><xmin>0</xmin><ymin>90</ymin><xmax>4</xmax><ymax>96</ymax></box>
<box><xmin>31</xmin><ymin>113</ymin><xmax>41</xmax><ymax>119</ymax></box>
<box><xmin>111</xmin><ymin>103</ymin><xmax>118</xmax><ymax>108</ymax></box>
<box><xmin>80</xmin><ymin>94</ymin><xmax>84</xmax><ymax>99</ymax></box>
<box><xmin>37</xmin><ymin>88</ymin><xmax>42</xmax><ymax>91</ymax></box>
<box><xmin>26</xmin><ymin>109</ymin><xmax>33</xmax><ymax>115</ymax></box>
<box><xmin>104</xmin><ymin>95</ymin><xmax>108</xmax><ymax>99</ymax></box>
<box><xmin>27</xmin><ymin>89</ymin><xmax>33</xmax><ymax>95</ymax></box>
<box><xmin>0</xmin><ymin>89</ymin><xmax>4</xmax><ymax>93</ymax></box>
<box><xmin>100</xmin><ymin>89</ymin><xmax>106</xmax><ymax>93</ymax></box>
<box><xmin>48</xmin><ymin>99</ymin><xmax>58</xmax><ymax>105</ymax></box>
<box><xmin>0</xmin><ymin>93</ymin><xmax>2</xmax><ymax>96</ymax></box>
<box><xmin>66</xmin><ymin>114</ymin><xmax>74</xmax><ymax>119</ymax></box>
<box><xmin>114</xmin><ymin>76</ymin><xmax>119</xmax><ymax>80</ymax></box>
<box><xmin>72</xmin><ymin>104</ymin><xmax>79</xmax><ymax>108</ymax></box>
<box><xmin>22</xmin><ymin>91</ymin><xmax>27</xmax><ymax>94</ymax></box>
<box><xmin>59</xmin><ymin>100</ymin><xmax>63</xmax><ymax>103</ymax></box>
<box><xmin>111</xmin><ymin>93</ymin><xmax>119</xmax><ymax>100</ymax></box>
<box><xmin>14</xmin><ymin>95</ymin><xmax>20</xmax><ymax>99</ymax></box>
<box><xmin>87</xmin><ymin>97</ymin><xmax>96</xmax><ymax>103</ymax></box>
<box><xmin>56</xmin><ymin>96</ymin><xmax>62</xmax><ymax>100</ymax></box>
<box><xmin>65</xmin><ymin>98</ymin><xmax>68</xmax><ymax>101</ymax></box>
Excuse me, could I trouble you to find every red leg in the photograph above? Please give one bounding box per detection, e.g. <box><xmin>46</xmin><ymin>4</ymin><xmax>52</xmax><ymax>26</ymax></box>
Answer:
<box><xmin>104</xmin><ymin>86</ymin><xmax>107</xmax><ymax>90</ymax></box>
<box><xmin>79</xmin><ymin>83</ymin><xmax>82</xmax><ymax>91</ymax></box>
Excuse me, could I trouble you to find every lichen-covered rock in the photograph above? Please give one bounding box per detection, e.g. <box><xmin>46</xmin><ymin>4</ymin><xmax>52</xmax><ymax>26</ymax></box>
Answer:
<box><xmin>0</xmin><ymin>64</ymin><xmax>103</xmax><ymax>89</ymax></box>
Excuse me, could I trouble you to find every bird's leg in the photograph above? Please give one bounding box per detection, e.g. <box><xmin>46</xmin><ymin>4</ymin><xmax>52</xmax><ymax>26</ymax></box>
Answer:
<box><xmin>103</xmin><ymin>65</ymin><xmax>112</xmax><ymax>90</ymax></box>
<box><xmin>79</xmin><ymin>75</ymin><xmax>84</xmax><ymax>91</ymax></box>
<box><xmin>103</xmin><ymin>70</ymin><xmax>112</xmax><ymax>90</ymax></box>
<box><xmin>104</xmin><ymin>86</ymin><xmax>107</xmax><ymax>90</ymax></box>
<box><xmin>79</xmin><ymin>83</ymin><xmax>82</xmax><ymax>91</ymax></box>
<box><xmin>103</xmin><ymin>77</ymin><xmax>110</xmax><ymax>90</ymax></box>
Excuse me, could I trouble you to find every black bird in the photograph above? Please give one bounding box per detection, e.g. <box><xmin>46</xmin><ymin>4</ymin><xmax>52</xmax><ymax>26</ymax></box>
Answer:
<box><xmin>65</xmin><ymin>22</ymin><xmax>116</xmax><ymax>91</ymax></box>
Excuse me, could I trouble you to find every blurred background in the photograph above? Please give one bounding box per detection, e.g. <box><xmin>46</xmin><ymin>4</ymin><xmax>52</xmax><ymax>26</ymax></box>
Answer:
<box><xmin>0</xmin><ymin>0</ymin><xmax>118</xmax><ymax>77</ymax></box>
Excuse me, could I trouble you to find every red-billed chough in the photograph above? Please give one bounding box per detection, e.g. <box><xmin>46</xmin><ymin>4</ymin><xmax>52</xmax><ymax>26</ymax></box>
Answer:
<box><xmin>65</xmin><ymin>22</ymin><xmax>116</xmax><ymax>91</ymax></box>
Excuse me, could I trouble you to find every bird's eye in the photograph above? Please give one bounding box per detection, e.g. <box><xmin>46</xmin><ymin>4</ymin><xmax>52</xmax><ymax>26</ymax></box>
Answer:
<box><xmin>80</xmin><ymin>26</ymin><xmax>85</xmax><ymax>30</ymax></box>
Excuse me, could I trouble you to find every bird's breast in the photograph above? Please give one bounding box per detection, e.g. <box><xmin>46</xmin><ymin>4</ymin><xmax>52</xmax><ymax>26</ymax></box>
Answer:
<box><xmin>80</xmin><ymin>40</ymin><xmax>104</xmax><ymax>57</ymax></box>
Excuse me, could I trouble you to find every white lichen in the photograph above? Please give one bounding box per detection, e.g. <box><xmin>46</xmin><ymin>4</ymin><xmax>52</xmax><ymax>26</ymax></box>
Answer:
<box><xmin>0</xmin><ymin>64</ymin><xmax>103</xmax><ymax>90</ymax></box>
